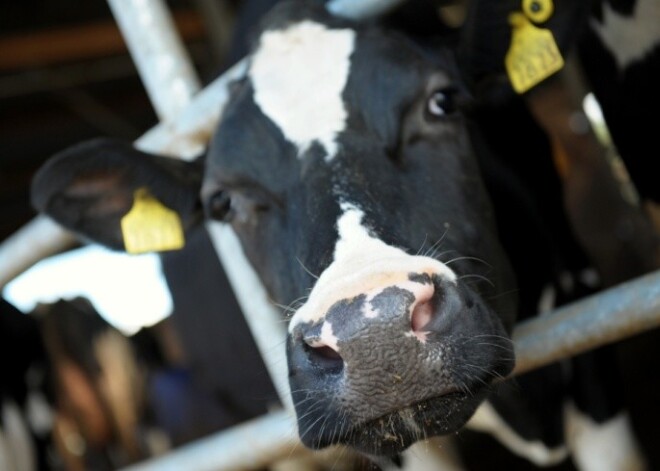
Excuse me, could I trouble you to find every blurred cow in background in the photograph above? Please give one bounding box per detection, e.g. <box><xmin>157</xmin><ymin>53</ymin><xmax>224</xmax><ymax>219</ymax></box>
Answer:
<box><xmin>1</xmin><ymin>292</ymin><xmax>268</xmax><ymax>471</ymax></box>
<box><xmin>1</xmin><ymin>295</ymin><xmax>155</xmax><ymax>470</ymax></box>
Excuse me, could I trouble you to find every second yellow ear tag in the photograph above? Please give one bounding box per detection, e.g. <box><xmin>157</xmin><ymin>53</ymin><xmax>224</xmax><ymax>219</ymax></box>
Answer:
<box><xmin>120</xmin><ymin>188</ymin><xmax>185</xmax><ymax>254</ymax></box>
<box><xmin>505</xmin><ymin>12</ymin><xmax>564</xmax><ymax>94</ymax></box>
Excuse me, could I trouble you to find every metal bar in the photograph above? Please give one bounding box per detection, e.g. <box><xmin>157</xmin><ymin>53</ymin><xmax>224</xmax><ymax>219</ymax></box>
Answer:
<box><xmin>107</xmin><ymin>0</ymin><xmax>201</xmax><ymax>122</ymax></box>
<box><xmin>512</xmin><ymin>268</ymin><xmax>660</xmax><ymax>376</ymax></box>
<box><xmin>135</xmin><ymin>58</ymin><xmax>248</xmax><ymax>158</ymax></box>
<box><xmin>0</xmin><ymin>216</ymin><xmax>77</xmax><ymax>289</ymax></box>
<box><xmin>119</xmin><ymin>270</ymin><xmax>660</xmax><ymax>470</ymax></box>
<box><xmin>205</xmin><ymin>222</ymin><xmax>293</xmax><ymax>410</ymax></box>
<box><xmin>326</xmin><ymin>0</ymin><xmax>407</xmax><ymax>19</ymax></box>
<box><xmin>122</xmin><ymin>409</ymin><xmax>298</xmax><ymax>471</ymax></box>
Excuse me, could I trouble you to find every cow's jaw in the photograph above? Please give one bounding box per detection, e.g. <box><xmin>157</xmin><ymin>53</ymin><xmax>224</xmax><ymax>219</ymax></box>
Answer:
<box><xmin>288</xmin><ymin>203</ymin><xmax>514</xmax><ymax>455</ymax></box>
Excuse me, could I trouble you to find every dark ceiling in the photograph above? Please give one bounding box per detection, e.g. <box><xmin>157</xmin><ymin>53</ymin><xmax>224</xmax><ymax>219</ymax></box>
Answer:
<box><xmin>0</xmin><ymin>0</ymin><xmax>239</xmax><ymax>243</ymax></box>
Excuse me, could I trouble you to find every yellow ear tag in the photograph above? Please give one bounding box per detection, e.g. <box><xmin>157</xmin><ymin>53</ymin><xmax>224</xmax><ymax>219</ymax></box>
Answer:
<box><xmin>505</xmin><ymin>12</ymin><xmax>564</xmax><ymax>94</ymax></box>
<box><xmin>120</xmin><ymin>188</ymin><xmax>185</xmax><ymax>254</ymax></box>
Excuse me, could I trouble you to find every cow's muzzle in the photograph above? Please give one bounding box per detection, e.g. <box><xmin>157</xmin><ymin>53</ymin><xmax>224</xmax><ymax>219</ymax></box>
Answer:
<box><xmin>287</xmin><ymin>273</ymin><xmax>514</xmax><ymax>453</ymax></box>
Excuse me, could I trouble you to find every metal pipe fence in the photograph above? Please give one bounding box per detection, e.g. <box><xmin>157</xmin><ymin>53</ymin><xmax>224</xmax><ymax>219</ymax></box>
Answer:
<box><xmin>1</xmin><ymin>0</ymin><xmax>659</xmax><ymax>469</ymax></box>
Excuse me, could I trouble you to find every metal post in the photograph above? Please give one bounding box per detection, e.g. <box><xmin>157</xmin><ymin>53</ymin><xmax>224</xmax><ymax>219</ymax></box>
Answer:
<box><xmin>0</xmin><ymin>217</ymin><xmax>77</xmax><ymax>289</ymax></box>
<box><xmin>136</xmin><ymin>58</ymin><xmax>248</xmax><ymax>158</ymax></box>
<box><xmin>107</xmin><ymin>0</ymin><xmax>201</xmax><ymax>122</ymax></box>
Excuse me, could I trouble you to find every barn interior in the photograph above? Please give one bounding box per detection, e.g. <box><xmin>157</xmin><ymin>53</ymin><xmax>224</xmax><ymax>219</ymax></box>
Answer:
<box><xmin>1</xmin><ymin>1</ymin><xmax>660</xmax><ymax>470</ymax></box>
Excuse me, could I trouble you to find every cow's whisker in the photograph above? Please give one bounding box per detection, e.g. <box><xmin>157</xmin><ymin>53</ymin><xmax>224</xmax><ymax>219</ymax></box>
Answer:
<box><xmin>296</xmin><ymin>256</ymin><xmax>320</xmax><ymax>280</ymax></box>
<box><xmin>444</xmin><ymin>255</ymin><xmax>492</xmax><ymax>268</ymax></box>
<box><xmin>458</xmin><ymin>273</ymin><xmax>495</xmax><ymax>287</ymax></box>
<box><xmin>421</xmin><ymin>229</ymin><xmax>449</xmax><ymax>258</ymax></box>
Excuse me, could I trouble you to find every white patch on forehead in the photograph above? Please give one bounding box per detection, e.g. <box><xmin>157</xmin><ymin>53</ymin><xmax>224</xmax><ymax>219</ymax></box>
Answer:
<box><xmin>249</xmin><ymin>20</ymin><xmax>355</xmax><ymax>161</ymax></box>
<box><xmin>289</xmin><ymin>203</ymin><xmax>456</xmax><ymax>330</ymax></box>
<box><xmin>590</xmin><ymin>0</ymin><xmax>660</xmax><ymax>71</ymax></box>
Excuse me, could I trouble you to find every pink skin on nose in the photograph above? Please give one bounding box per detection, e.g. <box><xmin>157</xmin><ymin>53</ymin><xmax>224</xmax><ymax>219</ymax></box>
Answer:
<box><xmin>406</xmin><ymin>281</ymin><xmax>435</xmax><ymax>342</ymax></box>
<box><xmin>307</xmin><ymin>278</ymin><xmax>438</xmax><ymax>353</ymax></box>
<box><xmin>362</xmin><ymin>280</ymin><xmax>436</xmax><ymax>342</ymax></box>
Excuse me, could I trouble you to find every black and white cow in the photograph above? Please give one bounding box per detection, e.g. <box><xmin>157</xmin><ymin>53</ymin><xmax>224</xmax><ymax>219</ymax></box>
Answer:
<box><xmin>1</xmin><ymin>293</ymin><xmax>266</xmax><ymax>470</ymax></box>
<box><xmin>1</xmin><ymin>296</ymin><xmax>153</xmax><ymax>471</ymax></box>
<box><xmin>29</xmin><ymin>0</ymin><xmax>653</xmax><ymax>469</ymax></box>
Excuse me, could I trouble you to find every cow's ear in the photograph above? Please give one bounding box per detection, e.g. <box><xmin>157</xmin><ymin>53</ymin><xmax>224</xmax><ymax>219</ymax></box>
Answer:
<box><xmin>31</xmin><ymin>138</ymin><xmax>204</xmax><ymax>253</ymax></box>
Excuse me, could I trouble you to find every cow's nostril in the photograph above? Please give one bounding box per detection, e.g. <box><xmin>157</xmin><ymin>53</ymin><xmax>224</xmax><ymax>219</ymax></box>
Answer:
<box><xmin>411</xmin><ymin>299</ymin><xmax>434</xmax><ymax>333</ymax></box>
<box><xmin>313</xmin><ymin>345</ymin><xmax>342</xmax><ymax>360</ymax></box>
<box><xmin>304</xmin><ymin>343</ymin><xmax>344</xmax><ymax>373</ymax></box>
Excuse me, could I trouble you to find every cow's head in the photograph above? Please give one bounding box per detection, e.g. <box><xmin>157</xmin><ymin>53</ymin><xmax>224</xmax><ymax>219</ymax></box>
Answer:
<box><xmin>32</xmin><ymin>0</ymin><xmax>517</xmax><ymax>456</ymax></box>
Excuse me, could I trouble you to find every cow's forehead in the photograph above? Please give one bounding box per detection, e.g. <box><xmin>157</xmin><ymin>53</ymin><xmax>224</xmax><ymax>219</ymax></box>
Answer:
<box><xmin>249</xmin><ymin>19</ymin><xmax>356</xmax><ymax>162</ymax></box>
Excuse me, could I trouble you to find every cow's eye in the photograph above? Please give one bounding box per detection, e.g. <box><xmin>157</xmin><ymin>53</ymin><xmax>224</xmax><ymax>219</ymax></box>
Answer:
<box><xmin>206</xmin><ymin>185</ymin><xmax>276</xmax><ymax>225</ymax></box>
<box><xmin>426</xmin><ymin>88</ymin><xmax>457</xmax><ymax>119</ymax></box>
<box><xmin>207</xmin><ymin>190</ymin><xmax>233</xmax><ymax>221</ymax></box>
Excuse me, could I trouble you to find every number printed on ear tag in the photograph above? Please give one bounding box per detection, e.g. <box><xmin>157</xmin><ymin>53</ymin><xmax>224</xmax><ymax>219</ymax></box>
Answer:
<box><xmin>505</xmin><ymin>12</ymin><xmax>564</xmax><ymax>94</ymax></box>
<box><xmin>121</xmin><ymin>188</ymin><xmax>185</xmax><ymax>254</ymax></box>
